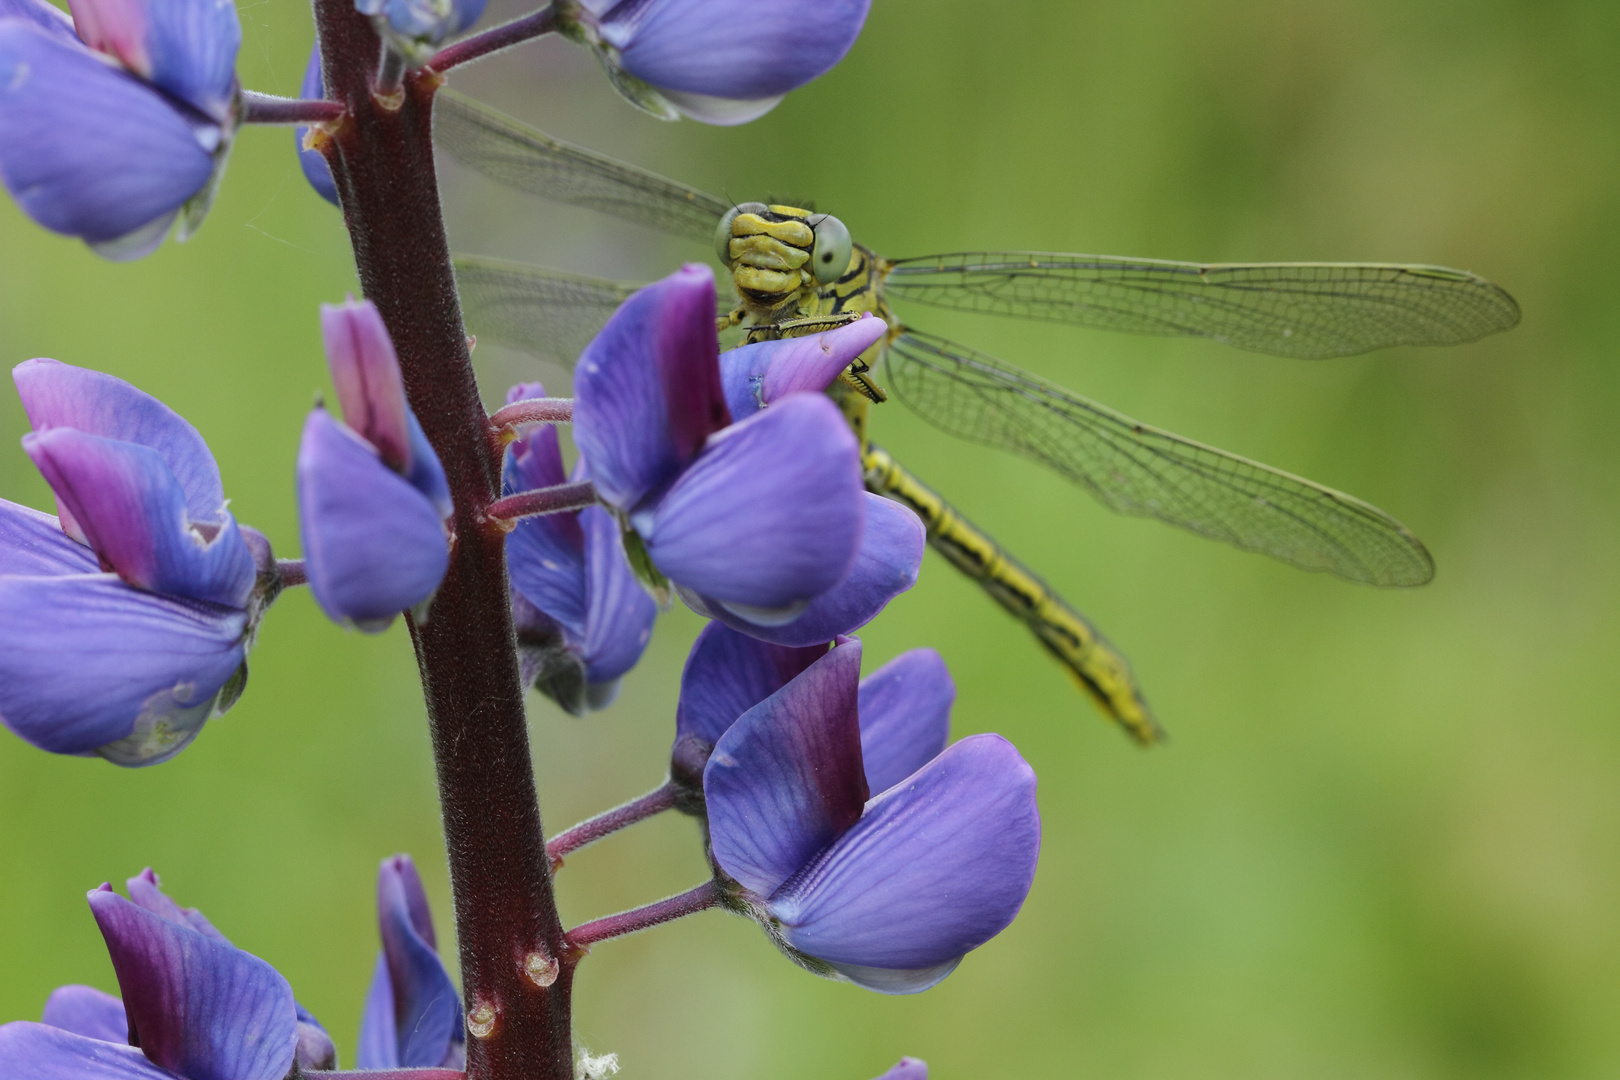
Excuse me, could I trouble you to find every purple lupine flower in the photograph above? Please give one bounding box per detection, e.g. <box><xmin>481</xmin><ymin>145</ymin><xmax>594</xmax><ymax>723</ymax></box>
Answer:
<box><xmin>0</xmin><ymin>0</ymin><xmax>240</xmax><ymax>259</ymax></box>
<box><xmin>0</xmin><ymin>871</ymin><xmax>312</xmax><ymax>1080</ymax></box>
<box><xmin>297</xmin><ymin>299</ymin><xmax>452</xmax><ymax>632</ymax></box>
<box><xmin>703</xmin><ymin>637</ymin><xmax>1040</xmax><ymax>993</ymax></box>
<box><xmin>871</xmin><ymin>1059</ymin><xmax>927</xmax><ymax>1080</ymax></box>
<box><xmin>556</xmin><ymin>0</ymin><xmax>871</xmax><ymax>124</ymax></box>
<box><xmin>504</xmin><ymin>381</ymin><xmax>656</xmax><ymax>714</ymax></box>
<box><xmin>357</xmin><ymin>855</ymin><xmax>466</xmax><ymax>1070</ymax></box>
<box><xmin>681</xmin><ymin>313</ymin><xmax>925</xmax><ymax>646</ymax></box>
<box><xmin>296</xmin><ymin>43</ymin><xmax>340</xmax><ymax>207</ymax></box>
<box><xmin>357</xmin><ymin>0</ymin><xmax>488</xmax><ymax>64</ymax></box>
<box><xmin>573</xmin><ymin>264</ymin><xmax>875</xmax><ymax>633</ymax></box>
<box><xmin>671</xmin><ymin>621</ymin><xmax>952</xmax><ymax>805</ymax></box>
<box><xmin>0</xmin><ymin>359</ymin><xmax>273</xmax><ymax>766</ymax></box>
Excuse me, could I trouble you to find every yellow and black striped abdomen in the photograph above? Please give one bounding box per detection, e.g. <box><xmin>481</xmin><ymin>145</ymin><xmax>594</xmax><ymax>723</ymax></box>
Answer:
<box><xmin>864</xmin><ymin>444</ymin><xmax>1162</xmax><ymax>745</ymax></box>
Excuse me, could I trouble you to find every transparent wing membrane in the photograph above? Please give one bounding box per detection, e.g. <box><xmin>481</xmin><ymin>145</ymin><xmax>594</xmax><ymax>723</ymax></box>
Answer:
<box><xmin>883</xmin><ymin>331</ymin><xmax>1434</xmax><ymax>586</ymax></box>
<box><xmin>884</xmin><ymin>255</ymin><xmax>1520</xmax><ymax>359</ymax></box>
<box><xmin>453</xmin><ymin>256</ymin><xmax>639</xmax><ymax>369</ymax></box>
<box><xmin>434</xmin><ymin>90</ymin><xmax>728</xmax><ymax>241</ymax></box>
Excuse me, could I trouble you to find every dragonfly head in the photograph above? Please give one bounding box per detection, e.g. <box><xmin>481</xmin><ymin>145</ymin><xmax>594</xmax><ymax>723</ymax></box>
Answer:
<box><xmin>716</xmin><ymin>203</ymin><xmax>853</xmax><ymax>320</ymax></box>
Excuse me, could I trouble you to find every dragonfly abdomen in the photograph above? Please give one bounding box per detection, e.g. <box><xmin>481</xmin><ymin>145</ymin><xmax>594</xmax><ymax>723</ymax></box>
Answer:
<box><xmin>864</xmin><ymin>444</ymin><xmax>1163</xmax><ymax>745</ymax></box>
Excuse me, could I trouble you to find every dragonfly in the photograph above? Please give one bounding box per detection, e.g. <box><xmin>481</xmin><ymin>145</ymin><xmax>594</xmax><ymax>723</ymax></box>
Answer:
<box><xmin>431</xmin><ymin>89</ymin><xmax>1521</xmax><ymax>745</ymax></box>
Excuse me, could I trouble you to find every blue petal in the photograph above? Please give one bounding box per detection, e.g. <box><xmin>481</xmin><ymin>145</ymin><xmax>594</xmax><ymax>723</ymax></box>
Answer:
<box><xmin>366</xmin><ymin>0</ymin><xmax>488</xmax><ymax>45</ymax></box>
<box><xmin>0</xmin><ymin>574</ymin><xmax>245</xmax><ymax>759</ymax></box>
<box><xmin>704</xmin><ymin>639</ymin><xmax>868</xmax><ymax>897</ymax></box>
<box><xmin>504</xmin><ymin>420</ymin><xmax>587</xmax><ymax>638</ymax></box>
<box><xmin>0</xmin><ymin>499</ymin><xmax>97</xmax><ymax>577</ymax></box>
<box><xmin>675</xmin><ymin>621</ymin><xmax>825</xmax><ymax>746</ymax></box>
<box><xmin>297</xmin><ymin>410</ymin><xmax>449</xmax><ymax>632</ymax></box>
<box><xmin>573</xmin><ymin>265</ymin><xmax>725</xmax><ymax>510</ymax></box>
<box><xmin>375</xmin><ymin>855</ymin><xmax>461</xmax><ymax>1068</ymax></box>
<box><xmin>580</xmin><ymin>505</ymin><xmax>656</xmax><ymax>684</ymax></box>
<box><xmin>679</xmin><ymin>492</ymin><xmax>922</xmax><ymax>645</ymax></box>
<box><xmin>125</xmin><ymin>868</ymin><xmax>231</xmax><ymax>943</ymax></box>
<box><xmin>0</xmin><ymin>24</ymin><xmax>214</xmax><ymax>250</ymax></box>
<box><xmin>642</xmin><ymin>393</ymin><xmax>863</xmax><ymax>610</ymax></box>
<box><xmin>857</xmin><ymin>648</ymin><xmax>952</xmax><ymax>795</ymax></box>
<box><xmin>768</xmin><ymin>734</ymin><xmax>1040</xmax><ymax>976</ymax></box>
<box><xmin>0</xmin><ymin>0</ymin><xmax>78</xmax><ymax>41</ymax></box>
<box><xmin>718</xmin><ymin>315</ymin><xmax>888</xmax><ymax>420</ymax></box>
<box><xmin>88</xmin><ymin>888</ymin><xmax>299</xmax><ymax>1080</ymax></box>
<box><xmin>41</xmin><ymin>986</ymin><xmax>127</xmax><ymax>1043</ymax></box>
<box><xmin>14</xmin><ymin>359</ymin><xmax>225</xmax><ymax>527</ymax></box>
<box><xmin>140</xmin><ymin>0</ymin><xmax>243</xmax><ymax>122</ymax></box>
<box><xmin>0</xmin><ymin>1023</ymin><xmax>174</xmax><ymax>1080</ymax></box>
<box><xmin>24</xmin><ymin>429</ymin><xmax>255</xmax><ymax>609</ymax></box>
<box><xmin>402</xmin><ymin>410</ymin><xmax>452</xmax><ymax>519</ymax></box>
<box><xmin>355</xmin><ymin>952</ymin><xmax>398</xmax><ymax>1069</ymax></box>
<box><xmin>295</xmin><ymin>43</ymin><xmax>339</xmax><ymax>206</ymax></box>
<box><xmin>604</xmin><ymin>0</ymin><xmax>870</xmax><ymax>100</ymax></box>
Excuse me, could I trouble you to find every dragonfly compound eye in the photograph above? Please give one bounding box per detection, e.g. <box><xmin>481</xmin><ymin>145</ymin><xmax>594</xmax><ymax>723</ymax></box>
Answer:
<box><xmin>811</xmin><ymin>214</ymin><xmax>852</xmax><ymax>284</ymax></box>
<box><xmin>715</xmin><ymin>202</ymin><xmax>770</xmax><ymax>264</ymax></box>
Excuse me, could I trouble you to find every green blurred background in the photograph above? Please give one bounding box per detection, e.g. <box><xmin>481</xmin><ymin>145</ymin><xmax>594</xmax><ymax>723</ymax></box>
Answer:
<box><xmin>4</xmin><ymin>1</ymin><xmax>1619</xmax><ymax>1077</ymax></box>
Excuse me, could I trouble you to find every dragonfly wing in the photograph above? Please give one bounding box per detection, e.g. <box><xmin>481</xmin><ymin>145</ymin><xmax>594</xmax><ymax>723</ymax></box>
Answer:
<box><xmin>882</xmin><ymin>330</ymin><xmax>1434</xmax><ymax>586</ymax></box>
<box><xmin>884</xmin><ymin>255</ymin><xmax>1520</xmax><ymax>359</ymax></box>
<box><xmin>434</xmin><ymin>90</ymin><xmax>730</xmax><ymax>242</ymax></box>
<box><xmin>454</xmin><ymin>256</ymin><xmax>638</xmax><ymax>369</ymax></box>
<box><xmin>454</xmin><ymin>256</ymin><xmax>742</xmax><ymax>368</ymax></box>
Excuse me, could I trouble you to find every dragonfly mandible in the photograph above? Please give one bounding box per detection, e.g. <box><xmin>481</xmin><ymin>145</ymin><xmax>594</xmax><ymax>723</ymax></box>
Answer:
<box><xmin>431</xmin><ymin>90</ymin><xmax>1521</xmax><ymax>745</ymax></box>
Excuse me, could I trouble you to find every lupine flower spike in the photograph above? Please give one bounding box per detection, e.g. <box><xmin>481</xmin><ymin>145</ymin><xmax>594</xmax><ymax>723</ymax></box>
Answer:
<box><xmin>0</xmin><ymin>360</ymin><xmax>275</xmax><ymax>765</ymax></box>
<box><xmin>504</xmin><ymin>381</ymin><xmax>657</xmax><ymax>714</ymax></box>
<box><xmin>573</xmin><ymin>264</ymin><xmax>909</xmax><ymax>637</ymax></box>
<box><xmin>555</xmin><ymin>0</ymin><xmax>872</xmax><ymax>123</ymax></box>
<box><xmin>702</xmin><ymin>637</ymin><xmax>1041</xmax><ymax>992</ymax></box>
<box><xmin>0</xmin><ymin>0</ymin><xmax>241</xmax><ymax>258</ymax></box>
<box><xmin>297</xmin><ymin>299</ymin><xmax>452</xmax><ymax>632</ymax></box>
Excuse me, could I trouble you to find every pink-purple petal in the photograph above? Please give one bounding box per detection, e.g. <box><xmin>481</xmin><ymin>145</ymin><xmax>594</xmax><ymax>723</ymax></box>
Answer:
<box><xmin>602</xmin><ymin>0</ymin><xmax>870</xmax><ymax>101</ymax></box>
<box><xmin>719</xmin><ymin>315</ymin><xmax>888</xmax><ymax>420</ymax></box>
<box><xmin>13</xmin><ymin>359</ymin><xmax>224</xmax><ymax>525</ymax></box>
<box><xmin>641</xmin><ymin>393</ymin><xmax>863</xmax><ymax>610</ymax></box>
<box><xmin>675</xmin><ymin>621</ymin><xmax>825</xmax><ymax>746</ymax></box>
<box><xmin>573</xmin><ymin>265</ymin><xmax>725</xmax><ymax>510</ymax></box>
<box><xmin>41</xmin><ymin>986</ymin><xmax>127</xmax><ymax>1043</ymax></box>
<box><xmin>0</xmin><ymin>574</ymin><xmax>245</xmax><ymax>758</ymax></box>
<box><xmin>705</xmin><ymin>639</ymin><xmax>868</xmax><ymax>898</ymax></box>
<box><xmin>76</xmin><ymin>0</ymin><xmax>242</xmax><ymax>122</ymax></box>
<box><xmin>768</xmin><ymin>734</ymin><xmax>1040</xmax><ymax>975</ymax></box>
<box><xmin>296</xmin><ymin>409</ymin><xmax>449</xmax><ymax>632</ymax></box>
<box><xmin>0</xmin><ymin>499</ymin><xmax>98</xmax><ymax>577</ymax></box>
<box><xmin>125</xmin><ymin>869</ymin><xmax>231</xmax><ymax>944</ymax></box>
<box><xmin>322</xmin><ymin>299</ymin><xmax>412</xmax><ymax>472</ymax></box>
<box><xmin>67</xmin><ymin>0</ymin><xmax>150</xmax><ymax>76</ymax></box>
<box><xmin>0</xmin><ymin>1023</ymin><xmax>175</xmax><ymax>1080</ymax></box>
<box><xmin>88</xmin><ymin>889</ymin><xmax>299</xmax><ymax>1080</ymax></box>
<box><xmin>871</xmin><ymin>1056</ymin><xmax>928</xmax><ymax>1080</ymax></box>
<box><xmin>23</xmin><ymin>429</ymin><xmax>255</xmax><ymax>609</ymax></box>
<box><xmin>680</xmin><ymin>492</ymin><xmax>922</xmax><ymax>645</ymax></box>
<box><xmin>857</xmin><ymin>648</ymin><xmax>952</xmax><ymax>795</ymax></box>
<box><xmin>0</xmin><ymin>26</ymin><xmax>215</xmax><ymax>253</ymax></box>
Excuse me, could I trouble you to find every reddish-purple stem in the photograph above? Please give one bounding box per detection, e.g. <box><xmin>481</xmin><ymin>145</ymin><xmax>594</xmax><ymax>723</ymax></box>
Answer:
<box><xmin>567</xmin><ymin>881</ymin><xmax>721</xmax><ymax>949</ymax></box>
<box><xmin>311</xmin><ymin>1</ymin><xmax>573</xmax><ymax>1077</ymax></box>
<box><xmin>239</xmin><ymin>90</ymin><xmax>345</xmax><ymax>125</ymax></box>
<box><xmin>276</xmin><ymin>558</ymin><xmax>307</xmax><ymax>587</ymax></box>
<box><xmin>547</xmin><ymin>783</ymin><xmax>677</xmax><ymax>866</ymax></box>
<box><xmin>487</xmin><ymin>481</ymin><xmax>597</xmax><ymax>523</ymax></box>
<box><xmin>318</xmin><ymin>1072</ymin><xmax>466</xmax><ymax>1080</ymax></box>
<box><xmin>430</xmin><ymin>6</ymin><xmax>557</xmax><ymax>72</ymax></box>
<box><xmin>491</xmin><ymin>397</ymin><xmax>574</xmax><ymax>429</ymax></box>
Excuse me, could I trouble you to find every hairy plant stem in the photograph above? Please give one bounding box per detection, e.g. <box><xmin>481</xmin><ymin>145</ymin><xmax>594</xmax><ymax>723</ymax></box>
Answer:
<box><xmin>567</xmin><ymin>881</ymin><xmax>721</xmax><ymax>949</ymax></box>
<box><xmin>239</xmin><ymin>91</ymin><xmax>346</xmax><ymax>124</ymax></box>
<box><xmin>547</xmin><ymin>782</ymin><xmax>677</xmax><ymax>866</ymax></box>
<box><xmin>430</xmin><ymin>5</ymin><xmax>557</xmax><ymax>72</ymax></box>
<box><xmin>487</xmin><ymin>480</ymin><xmax>597</xmax><ymax>524</ymax></box>
<box><xmin>311</xmin><ymin>2</ymin><xmax>572</xmax><ymax>1077</ymax></box>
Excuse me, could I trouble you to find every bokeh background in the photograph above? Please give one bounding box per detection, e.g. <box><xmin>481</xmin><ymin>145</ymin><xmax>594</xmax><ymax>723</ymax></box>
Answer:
<box><xmin>4</xmin><ymin>1</ymin><xmax>1619</xmax><ymax>1077</ymax></box>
